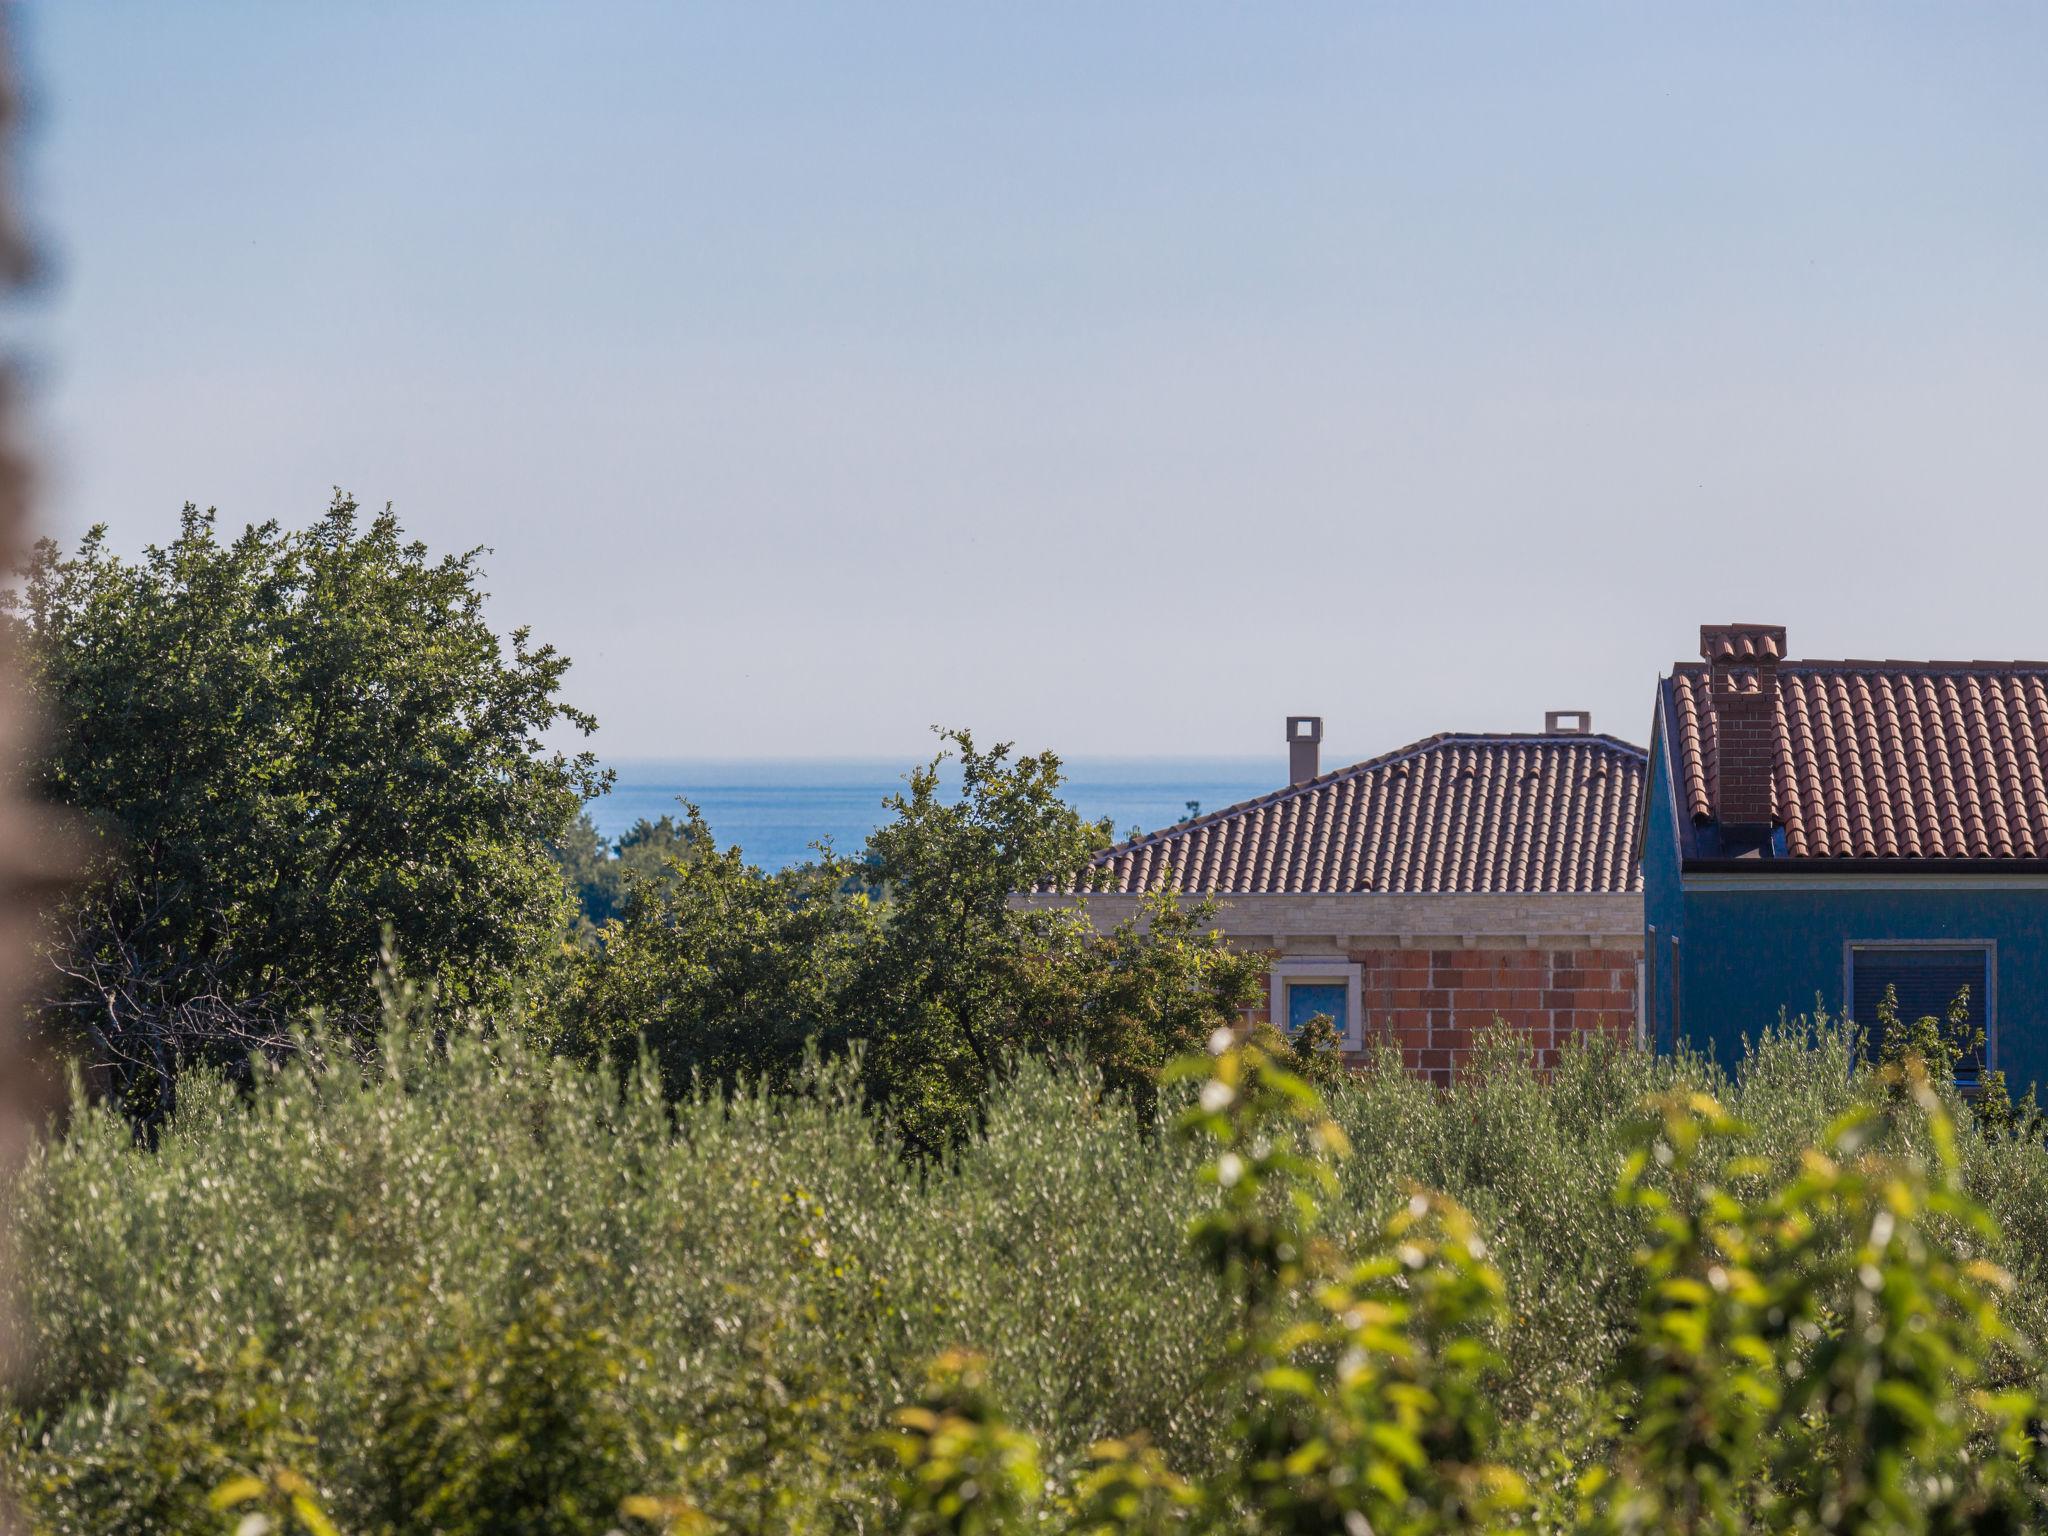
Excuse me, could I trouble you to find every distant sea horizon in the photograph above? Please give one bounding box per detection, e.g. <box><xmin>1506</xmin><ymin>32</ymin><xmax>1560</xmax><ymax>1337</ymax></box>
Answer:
<box><xmin>586</xmin><ymin>756</ymin><xmax>1289</xmax><ymax>871</ymax></box>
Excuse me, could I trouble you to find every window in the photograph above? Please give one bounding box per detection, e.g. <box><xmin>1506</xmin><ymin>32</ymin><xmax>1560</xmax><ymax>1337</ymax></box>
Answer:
<box><xmin>1848</xmin><ymin>944</ymin><xmax>1993</xmax><ymax>1086</ymax></box>
<box><xmin>1268</xmin><ymin>960</ymin><xmax>1363</xmax><ymax>1050</ymax></box>
<box><xmin>1288</xmin><ymin>983</ymin><xmax>1348</xmax><ymax>1031</ymax></box>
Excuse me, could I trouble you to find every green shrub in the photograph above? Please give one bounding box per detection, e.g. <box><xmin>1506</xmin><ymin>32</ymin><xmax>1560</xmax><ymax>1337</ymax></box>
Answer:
<box><xmin>362</xmin><ymin>1288</ymin><xmax>673</xmax><ymax>1536</ymax></box>
<box><xmin>882</xmin><ymin>1036</ymin><xmax>2041</xmax><ymax>1536</ymax></box>
<box><xmin>4</xmin><ymin>1013</ymin><xmax>2046</xmax><ymax>1534</ymax></box>
<box><xmin>7</xmin><ymin>1335</ymin><xmax>321</xmax><ymax>1536</ymax></box>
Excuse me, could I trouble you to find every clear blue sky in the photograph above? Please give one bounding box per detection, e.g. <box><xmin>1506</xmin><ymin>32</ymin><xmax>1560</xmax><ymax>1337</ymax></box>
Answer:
<box><xmin>18</xmin><ymin>4</ymin><xmax>2048</xmax><ymax>765</ymax></box>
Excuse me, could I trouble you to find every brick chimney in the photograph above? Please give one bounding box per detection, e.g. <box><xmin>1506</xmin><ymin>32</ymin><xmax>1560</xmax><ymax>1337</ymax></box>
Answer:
<box><xmin>1699</xmin><ymin>622</ymin><xmax>1785</xmax><ymax>828</ymax></box>
<box><xmin>1287</xmin><ymin>716</ymin><xmax>1322</xmax><ymax>785</ymax></box>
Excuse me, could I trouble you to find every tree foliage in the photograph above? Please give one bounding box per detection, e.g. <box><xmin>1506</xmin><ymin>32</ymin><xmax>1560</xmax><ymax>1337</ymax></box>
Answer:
<box><xmin>552</xmin><ymin>811</ymin><xmax>708</xmax><ymax>935</ymax></box>
<box><xmin>6</xmin><ymin>1012</ymin><xmax>2047</xmax><ymax>1535</ymax></box>
<box><xmin>3</xmin><ymin>496</ymin><xmax>603</xmax><ymax>1113</ymax></box>
<box><xmin>556</xmin><ymin>730</ymin><xmax>1266</xmax><ymax>1153</ymax></box>
<box><xmin>555</xmin><ymin>806</ymin><xmax>878</xmax><ymax>1098</ymax></box>
<box><xmin>879</xmin><ymin>1037</ymin><xmax>2041</xmax><ymax>1536</ymax></box>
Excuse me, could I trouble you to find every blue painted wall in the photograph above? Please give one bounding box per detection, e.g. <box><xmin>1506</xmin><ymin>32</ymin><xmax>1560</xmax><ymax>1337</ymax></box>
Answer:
<box><xmin>1640</xmin><ymin>711</ymin><xmax>1687</xmax><ymax>1054</ymax></box>
<box><xmin>1642</xmin><ymin>699</ymin><xmax>2048</xmax><ymax>1092</ymax></box>
<box><xmin>1672</xmin><ymin>886</ymin><xmax>2048</xmax><ymax>1091</ymax></box>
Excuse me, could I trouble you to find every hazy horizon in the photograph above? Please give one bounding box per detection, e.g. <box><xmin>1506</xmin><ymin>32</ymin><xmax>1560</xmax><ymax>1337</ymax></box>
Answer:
<box><xmin>22</xmin><ymin>4</ymin><xmax>2048</xmax><ymax>761</ymax></box>
<box><xmin>586</xmin><ymin>751</ymin><xmax>1310</xmax><ymax>869</ymax></box>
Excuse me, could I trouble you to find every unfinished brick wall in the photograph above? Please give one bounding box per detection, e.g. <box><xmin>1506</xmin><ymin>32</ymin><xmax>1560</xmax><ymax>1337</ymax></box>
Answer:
<box><xmin>1046</xmin><ymin>890</ymin><xmax>1644</xmax><ymax>1085</ymax></box>
<box><xmin>1266</xmin><ymin>947</ymin><xmax>1636</xmax><ymax>1085</ymax></box>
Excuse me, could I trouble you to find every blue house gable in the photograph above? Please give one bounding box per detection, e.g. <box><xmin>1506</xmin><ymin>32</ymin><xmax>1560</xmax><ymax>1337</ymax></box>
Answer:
<box><xmin>1643</xmin><ymin>622</ymin><xmax>2048</xmax><ymax>1092</ymax></box>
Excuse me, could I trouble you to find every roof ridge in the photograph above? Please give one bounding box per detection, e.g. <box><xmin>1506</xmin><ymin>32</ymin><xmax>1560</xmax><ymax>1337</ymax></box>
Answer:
<box><xmin>1674</xmin><ymin>657</ymin><xmax>2048</xmax><ymax>673</ymax></box>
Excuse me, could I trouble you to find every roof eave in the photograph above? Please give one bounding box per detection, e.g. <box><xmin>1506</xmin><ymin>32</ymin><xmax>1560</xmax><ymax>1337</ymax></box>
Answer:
<box><xmin>1681</xmin><ymin>856</ymin><xmax>2048</xmax><ymax>876</ymax></box>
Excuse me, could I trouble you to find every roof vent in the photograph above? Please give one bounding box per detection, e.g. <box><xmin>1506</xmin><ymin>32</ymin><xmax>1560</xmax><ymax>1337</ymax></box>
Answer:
<box><xmin>1545</xmin><ymin>710</ymin><xmax>1591</xmax><ymax>735</ymax></box>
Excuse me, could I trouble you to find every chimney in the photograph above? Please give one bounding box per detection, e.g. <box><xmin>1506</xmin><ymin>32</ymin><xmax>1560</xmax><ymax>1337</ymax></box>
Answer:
<box><xmin>1545</xmin><ymin>710</ymin><xmax>1591</xmax><ymax>735</ymax></box>
<box><xmin>1286</xmin><ymin>716</ymin><xmax>1322</xmax><ymax>785</ymax></box>
<box><xmin>1699</xmin><ymin>622</ymin><xmax>1786</xmax><ymax>828</ymax></box>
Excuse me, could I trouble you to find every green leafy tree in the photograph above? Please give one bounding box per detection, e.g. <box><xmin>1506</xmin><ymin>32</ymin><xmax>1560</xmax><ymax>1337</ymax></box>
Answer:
<box><xmin>555</xmin><ymin>808</ymin><xmax>877</xmax><ymax>1096</ymax></box>
<box><xmin>1594</xmin><ymin>1065</ymin><xmax>2037</xmax><ymax>1535</ymax></box>
<box><xmin>841</xmin><ymin>730</ymin><xmax>1113</xmax><ymax>1150</ymax></box>
<box><xmin>553</xmin><ymin>810</ymin><xmax>708</xmax><ymax>935</ymax></box>
<box><xmin>1868</xmin><ymin>981</ymin><xmax>2039</xmax><ymax>1138</ymax></box>
<box><xmin>1174</xmin><ymin>1035</ymin><xmax>1528</xmax><ymax>1534</ymax></box>
<box><xmin>14</xmin><ymin>1009</ymin><xmax>2048</xmax><ymax>1534</ymax></box>
<box><xmin>876</xmin><ymin>1035</ymin><xmax>2043</xmax><ymax>1536</ymax></box>
<box><xmin>992</xmin><ymin>888</ymin><xmax>1267</xmax><ymax>1117</ymax></box>
<box><xmin>3</xmin><ymin>495</ymin><xmax>603</xmax><ymax>1114</ymax></box>
<box><xmin>614</xmin><ymin>816</ymin><xmax>706</xmax><ymax>880</ymax></box>
<box><xmin>551</xmin><ymin>811</ymin><xmax>617</xmax><ymax>934</ymax></box>
<box><xmin>841</xmin><ymin>730</ymin><xmax>1261</xmax><ymax>1149</ymax></box>
<box><xmin>558</xmin><ymin>731</ymin><xmax>1261</xmax><ymax>1154</ymax></box>
<box><xmin>883</xmin><ymin>1035</ymin><xmax>1530</xmax><ymax>1536</ymax></box>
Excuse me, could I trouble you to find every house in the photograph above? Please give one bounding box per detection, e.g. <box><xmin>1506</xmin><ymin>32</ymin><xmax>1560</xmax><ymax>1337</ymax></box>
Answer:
<box><xmin>1046</xmin><ymin>715</ymin><xmax>1648</xmax><ymax>1082</ymax></box>
<box><xmin>1642</xmin><ymin>622</ymin><xmax>2048</xmax><ymax>1090</ymax></box>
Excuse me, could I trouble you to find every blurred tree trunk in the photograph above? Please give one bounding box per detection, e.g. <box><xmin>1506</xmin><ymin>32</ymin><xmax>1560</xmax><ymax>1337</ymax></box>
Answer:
<box><xmin>0</xmin><ymin>18</ymin><xmax>82</xmax><ymax>1523</ymax></box>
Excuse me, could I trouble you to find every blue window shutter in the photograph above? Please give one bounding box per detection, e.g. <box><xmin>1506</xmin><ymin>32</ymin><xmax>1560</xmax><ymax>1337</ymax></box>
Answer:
<box><xmin>1851</xmin><ymin>947</ymin><xmax>1990</xmax><ymax>1083</ymax></box>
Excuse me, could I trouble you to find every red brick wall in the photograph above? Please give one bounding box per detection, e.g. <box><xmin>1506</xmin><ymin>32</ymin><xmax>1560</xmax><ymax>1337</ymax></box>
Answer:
<box><xmin>1270</xmin><ymin>947</ymin><xmax>1637</xmax><ymax>1085</ymax></box>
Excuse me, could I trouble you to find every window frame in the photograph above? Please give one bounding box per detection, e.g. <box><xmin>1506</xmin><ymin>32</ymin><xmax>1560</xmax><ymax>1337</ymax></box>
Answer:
<box><xmin>1842</xmin><ymin>939</ymin><xmax>1997</xmax><ymax>1082</ymax></box>
<box><xmin>1269</xmin><ymin>958</ymin><xmax>1364</xmax><ymax>1050</ymax></box>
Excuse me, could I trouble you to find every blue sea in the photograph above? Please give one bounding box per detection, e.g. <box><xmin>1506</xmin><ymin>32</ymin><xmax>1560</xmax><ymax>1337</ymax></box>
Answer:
<box><xmin>588</xmin><ymin>758</ymin><xmax>1281</xmax><ymax>870</ymax></box>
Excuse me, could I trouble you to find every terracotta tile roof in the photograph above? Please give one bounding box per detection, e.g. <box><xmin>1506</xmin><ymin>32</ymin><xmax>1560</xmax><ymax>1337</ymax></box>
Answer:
<box><xmin>1668</xmin><ymin>661</ymin><xmax>2048</xmax><ymax>859</ymax></box>
<box><xmin>1067</xmin><ymin>733</ymin><xmax>1647</xmax><ymax>895</ymax></box>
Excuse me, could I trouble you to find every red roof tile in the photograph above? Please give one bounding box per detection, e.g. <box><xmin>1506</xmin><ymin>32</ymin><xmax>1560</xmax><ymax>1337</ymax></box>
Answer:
<box><xmin>1066</xmin><ymin>733</ymin><xmax>1647</xmax><ymax>895</ymax></box>
<box><xmin>1669</xmin><ymin>662</ymin><xmax>2048</xmax><ymax>859</ymax></box>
